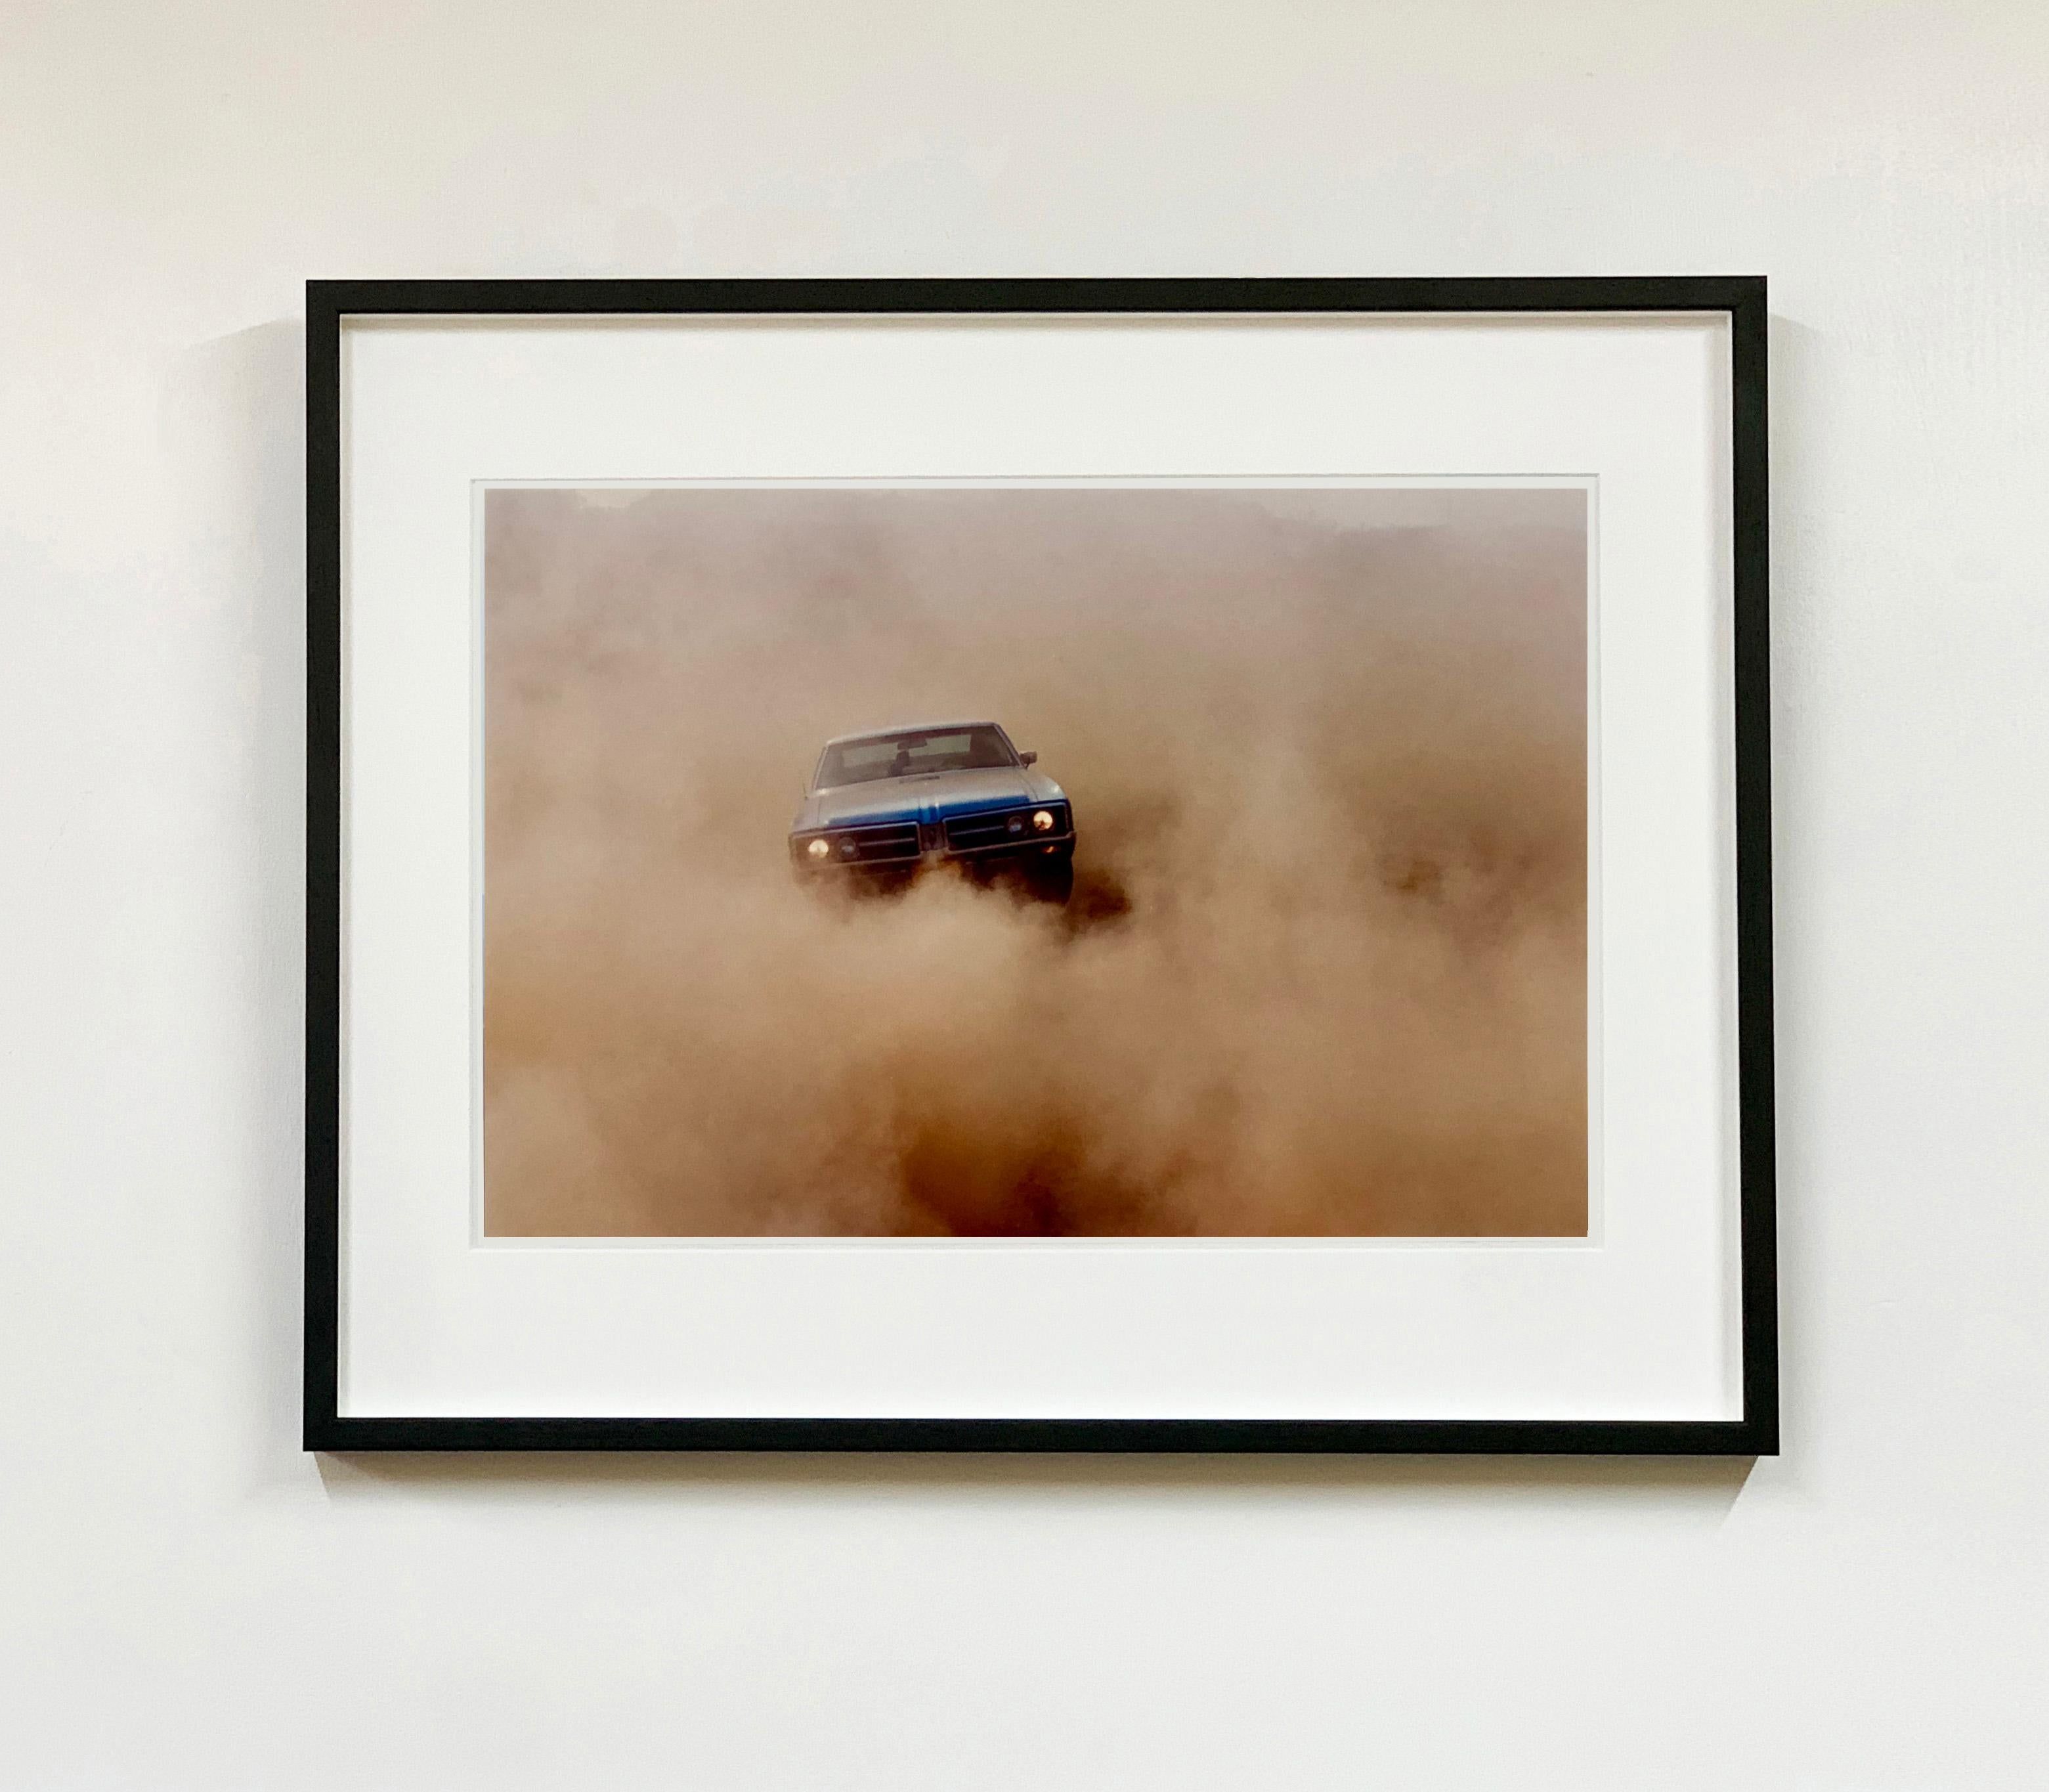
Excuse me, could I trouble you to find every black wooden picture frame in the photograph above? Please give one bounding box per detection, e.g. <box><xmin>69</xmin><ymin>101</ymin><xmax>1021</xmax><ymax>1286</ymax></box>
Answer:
<box><xmin>305</xmin><ymin>276</ymin><xmax>1776</xmax><ymax>1455</ymax></box>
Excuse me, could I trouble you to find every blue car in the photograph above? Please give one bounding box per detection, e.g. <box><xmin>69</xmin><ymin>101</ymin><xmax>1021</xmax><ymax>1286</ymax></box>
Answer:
<box><xmin>790</xmin><ymin>720</ymin><xmax>1077</xmax><ymax>902</ymax></box>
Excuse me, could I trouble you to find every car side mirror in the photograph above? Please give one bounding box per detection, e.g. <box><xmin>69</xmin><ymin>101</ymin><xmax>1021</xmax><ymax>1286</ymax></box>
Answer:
<box><xmin>1019</xmin><ymin>750</ymin><xmax>1037</xmax><ymax>766</ymax></box>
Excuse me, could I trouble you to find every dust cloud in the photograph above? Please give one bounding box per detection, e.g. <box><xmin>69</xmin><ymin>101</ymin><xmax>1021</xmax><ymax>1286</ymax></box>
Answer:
<box><xmin>483</xmin><ymin>485</ymin><xmax>1587</xmax><ymax>1236</ymax></box>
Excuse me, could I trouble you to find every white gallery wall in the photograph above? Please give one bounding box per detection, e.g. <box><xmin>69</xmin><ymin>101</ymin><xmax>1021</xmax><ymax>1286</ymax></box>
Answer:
<box><xmin>3</xmin><ymin>3</ymin><xmax>2044</xmax><ymax>1785</ymax></box>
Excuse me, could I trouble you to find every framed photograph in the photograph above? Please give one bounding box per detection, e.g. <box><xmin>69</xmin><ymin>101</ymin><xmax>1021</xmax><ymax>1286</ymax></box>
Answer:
<box><xmin>306</xmin><ymin>276</ymin><xmax>1775</xmax><ymax>1453</ymax></box>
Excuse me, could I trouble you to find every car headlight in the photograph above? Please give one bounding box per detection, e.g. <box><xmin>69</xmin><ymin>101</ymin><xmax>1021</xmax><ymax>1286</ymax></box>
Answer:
<box><xmin>806</xmin><ymin>838</ymin><xmax>830</xmax><ymax>860</ymax></box>
<box><xmin>1032</xmin><ymin>809</ymin><xmax>1056</xmax><ymax>833</ymax></box>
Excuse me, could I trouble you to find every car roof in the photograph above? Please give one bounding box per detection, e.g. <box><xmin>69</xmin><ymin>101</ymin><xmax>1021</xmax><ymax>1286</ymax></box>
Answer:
<box><xmin>822</xmin><ymin>720</ymin><xmax>1004</xmax><ymax>747</ymax></box>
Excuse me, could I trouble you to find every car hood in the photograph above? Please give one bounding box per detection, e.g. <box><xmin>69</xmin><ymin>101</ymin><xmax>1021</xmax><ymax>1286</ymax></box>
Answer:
<box><xmin>793</xmin><ymin>767</ymin><xmax>1063</xmax><ymax>831</ymax></box>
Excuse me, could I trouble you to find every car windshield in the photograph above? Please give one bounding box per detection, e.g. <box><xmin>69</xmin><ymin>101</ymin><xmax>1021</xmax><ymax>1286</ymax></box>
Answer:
<box><xmin>816</xmin><ymin>727</ymin><xmax>1016</xmax><ymax>788</ymax></box>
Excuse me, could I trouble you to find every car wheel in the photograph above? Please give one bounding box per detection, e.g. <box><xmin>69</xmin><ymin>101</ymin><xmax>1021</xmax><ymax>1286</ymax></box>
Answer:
<box><xmin>1027</xmin><ymin>856</ymin><xmax>1075</xmax><ymax>905</ymax></box>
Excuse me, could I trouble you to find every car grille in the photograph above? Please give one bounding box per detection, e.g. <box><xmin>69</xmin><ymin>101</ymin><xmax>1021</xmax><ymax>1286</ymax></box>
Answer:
<box><xmin>943</xmin><ymin>805</ymin><xmax>1066</xmax><ymax>852</ymax></box>
<box><xmin>817</xmin><ymin>821</ymin><xmax>921</xmax><ymax>864</ymax></box>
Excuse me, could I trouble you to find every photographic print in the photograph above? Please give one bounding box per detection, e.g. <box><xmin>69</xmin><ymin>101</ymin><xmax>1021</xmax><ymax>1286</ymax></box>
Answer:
<box><xmin>311</xmin><ymin>278</ymin><xmax>1775</xmax><ymax>1451</ymax></box>
<box><xmin>482</xmin><ymin>481</ymin><xmax>1589</xmax><ymax>1240</ymax></box>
